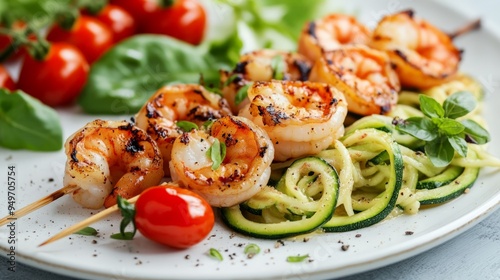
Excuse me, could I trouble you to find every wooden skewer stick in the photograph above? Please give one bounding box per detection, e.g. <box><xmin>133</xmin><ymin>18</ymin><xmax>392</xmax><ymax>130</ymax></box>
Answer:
<box><xmin>38</xmin><ymin>195</ymin><xmax>139</xmax><ymax>247</ymax></box>
<box><xmin>448</xmin><ymin>19</ymin><xmax>481</xmax><ymax>39</ymax></box>
<box><xmin>0</xmin><ymin>184</ymin><xmax>80</xmax><ymax>227</ymax></box>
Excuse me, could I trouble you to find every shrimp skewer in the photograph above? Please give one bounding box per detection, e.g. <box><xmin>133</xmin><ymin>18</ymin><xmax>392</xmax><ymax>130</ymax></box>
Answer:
<box><xmin>309</xmin><ymin>45</ymin><xmax>400</xmax><ymax>116</ymax></box>
<box><xmin>135</xmin><ymin>84</ymin><xmax>232</xmax><ymax>175</ymax></box>
<box><xmin>64</xmin><ymin>119</ymin><xmax>164</xmax><ymax>209</ymax></box>
<box><xmin>239</xmin><ymin>80</ymin><xmax>348</xmax><ymax>161</ymax></box>
<box><xmin>220</xmin><ymin>49</ymin><xmax>312</xmax><ymax>114</ymax></box>
<box><xmin>169</xmin><ymin>115</ymin><xmax>274</xmax><ymax>207</ymax></box>
<box><xmin>298</xmin><ymin>13</ymin><xmax>371</xmax><ymax>62</ymax></box>
<box><xmin>0</xmin><ymin>119</ymin><xmax>164</xmax><ymax>225</ymax></box>
<box><xmin>369</xmin><ymin>10</ymin><xmax>462</xmax><ymax>90</ymax></box>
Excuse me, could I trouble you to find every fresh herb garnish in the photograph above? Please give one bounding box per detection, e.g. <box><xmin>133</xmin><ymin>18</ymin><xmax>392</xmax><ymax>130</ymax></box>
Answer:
<box><xmin>206</xmin><ymin>138</ymin><xmax>226</xmax><ymax>170</ymax></box>
<box><xmin>395</xmin><ymin>91</ymin><xmax>490</xmax><ymax>167</ymax></box>
<box><xmin>209</xmin><ymin>248</ymin><xmax>223</xmax><ymax>261</ymax></box>
<box><xmin>74</xmin><ymin>226</ymin><xmax>98</xmax><ymax>236</ymax></box>
<box><xmin>176</xmin><ymin>121</ymin><xmax>198</xmax><ymax>132</ymax></box>
<box><xmin>235</xmin><ymin>83</ymin><xmax>252</xmax><ymax>105</ymax></box>
<box><xmin>110</xmin><ymin>196</ymin><xmax>136</xmax><ymax>240</ymax></box>
<box><xmin>271</xmin><ymin>55</ymin><xmax>285</xmax><ymax>80</ymax></box>
<box><xmin>286</xmin><ymin>254</ymin><xmax>309</xmax><ymax>263</ymax></box>
<box><xmin>203</xmin><ymin>120</ymin><xmax>215</xmax><ymax>130</ymax></box>
<box><xmin>244</xmin><ymin>243</ymin><xmax>260</xmax><ymax>258</ymax></box>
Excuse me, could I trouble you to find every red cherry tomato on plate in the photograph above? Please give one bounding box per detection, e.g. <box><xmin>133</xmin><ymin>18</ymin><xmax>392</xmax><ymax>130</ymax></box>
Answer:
<box><xmin>93</xmin><ymin>4</ymin><xmax>136</xmax><ymax>42</ymax></box>
<box><xmin>140</xmin><ymin>0</ymin><xmax>207</xmax><ymax>45</ymax></box>
<box><xmin>0</xmin><ymin>64</ymin><xmax>16</xmax><ymax>91</ymax></box>
<box><xmin>134</xmin><ymin>185</ymin><xmax>214</xmax><ymax>249</ymax></box>
<box><xmin>46</xmin><ymin>15</ymin><xmax>113</xmax><ymax>63</ymax></box>
<box><xmin>110</xmin><ymin>0</ymin><xmax>159</xmax><ymax>26</ymax></box>
<box><xmin>18</xmin><ymin>43</ymin><xmax>89</xmax><ymax>107</ymax></box>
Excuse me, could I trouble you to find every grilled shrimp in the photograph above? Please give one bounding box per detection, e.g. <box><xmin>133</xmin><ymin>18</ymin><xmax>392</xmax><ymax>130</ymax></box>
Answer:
<box><xmin>370</xmin><ymin>10</ymin><xmax>461</xmax><ymax>89</ymax></box>
<box><xmin>169</xmin><ymin>116</ymin><xmax>274</xmax><ymax>207</ymax></box>
<box><xmin>135</xmin><ymin>84</ymin><xmax>232</xmax><ymax>175</ymax></box>
<box><xmin>220</xmin><ymin>49</ymin><xmax>312</xmax><ymax>114</ymax></box>
<box><xmin>309</xmin><ymin>45</ymin><xmax>400</xmax><ymax>116</ymax></box>
<box><xmin>64</xmin><ymin>119</ymin><xmax>164</xmax><ymax>209</ymax></box>
<box><xmin>239</xmin><ymin>81</ymin><xmax>348</xmax><ymax>161</ymax></box>
<box><xmin>298</xmin><ymin>13</ymin><xmax>371</xmax><ymax>62</ymax></box>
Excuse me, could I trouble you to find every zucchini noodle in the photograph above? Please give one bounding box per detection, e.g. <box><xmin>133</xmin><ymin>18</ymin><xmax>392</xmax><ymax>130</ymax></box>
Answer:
<box><xmin>223</xmin><ymin>74</ymin><xmax>500</xmax><ymax>237</ymax></box>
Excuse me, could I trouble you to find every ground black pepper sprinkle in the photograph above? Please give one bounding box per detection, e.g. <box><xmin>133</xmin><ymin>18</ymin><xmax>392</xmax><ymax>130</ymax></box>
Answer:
<box><xmin>405</xmin><ymin>231</ymin><xmax>414</xmax><ymax>235</ymax></box>
<box><xmin>341</xmin><ymin>245</ymin><xmax>350</xmax><ymax>251</ymax></box>
<box><xmin>355</xmin><ymin>234</ymin><xmax>362</xmax><ymax>238</ymax></box>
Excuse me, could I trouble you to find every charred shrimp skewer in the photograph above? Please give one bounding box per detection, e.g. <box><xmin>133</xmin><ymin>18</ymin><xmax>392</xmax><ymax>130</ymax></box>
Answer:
<box><xmin>0</xmin><ymin>120</ymin><xmax>164</xmax><ymax>227</ymax></box>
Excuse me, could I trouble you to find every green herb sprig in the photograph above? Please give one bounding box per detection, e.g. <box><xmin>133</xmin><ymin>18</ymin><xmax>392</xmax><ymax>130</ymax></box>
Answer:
<box><xmin>110</xmin><ymin>196</ymin><xmax>137</xmax><ymax>240</ymax></box>
<box><xmin>394</xmin><ymin>91</ymin><xmax>490</xmax><ymax>167</ymax></box>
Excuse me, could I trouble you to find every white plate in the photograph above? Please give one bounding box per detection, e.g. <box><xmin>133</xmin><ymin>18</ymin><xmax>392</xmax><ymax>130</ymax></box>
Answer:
<box><xmin>1</xmin><ymin>0</ymin><xmax>500</xmax><ymax>279</ymax></box>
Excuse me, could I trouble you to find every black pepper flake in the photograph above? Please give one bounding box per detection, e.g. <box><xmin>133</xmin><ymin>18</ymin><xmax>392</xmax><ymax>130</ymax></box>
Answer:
<box><xmin>405</xmin><ymin>231</ymin><xmax>414</xmax><ymax>235</ymax></box>
<box><xmin>341</xmin><ymin>245</ymin><xmax>350</xmax><ymax>251</ymax></box>
<box><xmin>355</xmin><ymin>234</ymin><xmax>362</xmax><ymax>238</ymax></box>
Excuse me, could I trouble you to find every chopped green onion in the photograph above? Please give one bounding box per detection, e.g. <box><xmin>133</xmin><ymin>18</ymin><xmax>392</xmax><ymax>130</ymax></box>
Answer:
<box><xmin>286</xmin><ymin>254</ymin><xmax>309</xmax><ymax>263</ymax></box>
<box><xmin>176</xmin><ymin>121</ymin><xmax>198</xmax><ymax>132</ymax></box>
<box><xmin>244</xmin><ymin>243</ymin><xmax>260</xmax><ymax>258</ymax></box>
<box><xmin>209</xmin><ymin>248</ymin><xmax>223</xmax><ymax>261</ymax></box>
<box><xmin>74</xmin><ymin>226</ymin><xmax>98</xmax><ymax>236</ymax></box>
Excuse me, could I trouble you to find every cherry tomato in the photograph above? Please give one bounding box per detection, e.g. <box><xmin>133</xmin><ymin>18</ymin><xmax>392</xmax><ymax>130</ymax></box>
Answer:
<box><xmin>46</xmin><ymin>16</ymin><xmax>113</xmax><ymax>63</ymax></box>
<box><xmin>93</xmin><ymin>4</ymin><xmax>136</xmax><ymax>42</ymax></box>
<box><xmin>0</xmin><ymin>64</ymin><xmax>16</xmax><ymax>91</ymax></box>
<box><xmin>110</xmin><ymin>0</ymin><xmax>159</xmax><ymax>26</ymax></box>
<box><xmin>134</xmin><ymin>185</ymin><xmax>214</xmax><ymax>249</ymax></box>
<box><xmin>18</xmin><ymin>43</ymin><xmax>89</xmax><ymax>107</ymax></box>
<box><xmin>141</xmin><ymin>0</ymin><xmax>206</xmax><ymax>45</ymax></box>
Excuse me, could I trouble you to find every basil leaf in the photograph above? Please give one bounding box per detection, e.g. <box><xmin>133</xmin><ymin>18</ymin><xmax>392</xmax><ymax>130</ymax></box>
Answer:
<box><xmin>207</xmin><ymin>138</ymin><xmax>226</xmax><ymax>170</ymax></box>
<box><xmin>436</xmin><ymin>118</ymin><xmax>464</xmax><ymax>136</ymax></box>
<box><xmin>425</xmin><ymin>137</ymin><xmax>455</xmax><ymax>167</ymax></box>
<box><xmin>395</xmin><ymin>117</ymin><xmax>438</xmax><ymax>141</ymax></box>
<box><xmin>74</xmin><ymin>227</ymin><xmax>98</xmax><ymax>236</ymax></box>
<box><xmin>271</xmin><ymin>55</ymin><xmax>285</xmax><ymax>80</ymax></box>
<box><xmin>0</xmin><ymin>89</ymin><xmax>63</xmax><ymax>151</ymax></box>
<box><xmin>78</xmin><ymin>35</ymin><xmax>239</xmax><ymax>114</ymax></box>
<box><xmin>110</xmin><ymin>232</ymin><xmax>135</xmax><ymax>240</ymax></box>
<box><xmin>235</xmin><ymin>83</ymin><xmax>253</xmax><ymax>105</ymax></box>
<box><xmin>448</xmin><ymin>135</ymin><xmax>468</xmax><ymax>157</ymax></box>
<box><xmin>176</xmin><ymin>121</ymin><xmax>198</xmax><ymax>132</ymax></box>
<box><xmin>443</xmin><ymin>91</ymin><xmax>476</xmax><ymax>119</ymax></box>
<box><xmin>461</xmin><ymin>119</ymin><xmax>490</xmax><ymax>144</ymax></box>
<box><xmin>419</xmin><ymin>94</ymin><xmax>444</xmax><ymax>119</ymax></box>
